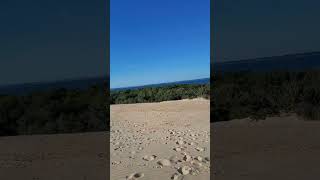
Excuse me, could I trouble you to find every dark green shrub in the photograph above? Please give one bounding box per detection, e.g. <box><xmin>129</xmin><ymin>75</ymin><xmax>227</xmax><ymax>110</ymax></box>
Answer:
<box><xmin>212</xmin><ymin>70</ymin><xmax>320</xmax><ymax>122</ymax></box>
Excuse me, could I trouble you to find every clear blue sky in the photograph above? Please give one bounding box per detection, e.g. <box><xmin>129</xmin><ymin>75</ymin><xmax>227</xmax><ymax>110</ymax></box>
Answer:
<box><xmin>110</xmin><ymin>0</ymin><xmax>210</xmax><ymax>88</ymax></box>
<box><xmin>214</xmin><ymin>0</ymin><xmax>320</xmax><ymax>62</ymax></box>
<box><xmin>0</xmin><ymin>0</ymin><xmax>107</xmax><ymax>86</ymax></box>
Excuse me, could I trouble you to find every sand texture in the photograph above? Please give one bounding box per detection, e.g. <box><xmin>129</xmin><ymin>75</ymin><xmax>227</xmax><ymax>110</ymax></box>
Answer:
<box><xmin>110</xmin><ymin>99</ymin><xmax>210</xmax><ymax>180</ymax></box>
<box><xmin>213</xmin><ymin>114</ymin><xmax>320</xmax><ymax>180</ymax></box>
<box><xmin>0</xmin><ymin>132</ymin><xmax>108</xmax><ymax>180</ymax></box>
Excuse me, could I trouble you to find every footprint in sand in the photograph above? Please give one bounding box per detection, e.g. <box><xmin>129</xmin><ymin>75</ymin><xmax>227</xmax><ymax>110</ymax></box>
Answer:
<box><xmin>157</xmin><ymin>159</ymin><xmax>171</xmax><ymax>166</ymax></box>
<box><xmin>195</xmin><ymin>156</ymin><xmax>203</xmax><ymax>161</ymax></box>
<box><xmin>195</xmin><ymin>147</ymin><xmax>205</xmax><ymax>152</ymax></box>
<box><xmin>126</xmin><ymin>172</ymin><xmax>144</xmax><ymax>179</ymax></box>
<box><xmin>171</xmin><ymin>173</ymin><xmax>180</xmax><ymax>180</ymax></box>
<box><xmin>179</xmin><ymin>166</ymin><xmax>192</xmax><ymax>175</ymax></box>
<box><xmin>142</xmin><ymin>155</ymin><xmax>157</xmax><ymax>161</ymax></box>
<box><xmin>183</xmin><ymin>154</ymin><xmax>192</xmax><ymax>162</ymax></box>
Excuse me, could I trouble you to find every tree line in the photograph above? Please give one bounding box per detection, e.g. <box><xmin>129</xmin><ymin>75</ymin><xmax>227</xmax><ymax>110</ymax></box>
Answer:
<box><xmin>0</xmin><ymin>84</ymin><xmax>108</xmax><ymax>136</ymax></box>
<box><xmin>110</xmin><ymin>84</ymin><xmax>210</xmax><ymax>104</ymax></box>
<box><xmin>212</xmin><ymin>70</ymin><xmax>320</xmax><ymax>122</ymax></box>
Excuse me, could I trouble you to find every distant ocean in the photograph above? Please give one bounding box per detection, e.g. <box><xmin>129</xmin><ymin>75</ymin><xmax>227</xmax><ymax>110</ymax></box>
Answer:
<box><xmin>111</xmin><ymin>78</ymin><xmax>210</xmax><ymax>91</ymax></box>
<box><xmin>214</xmin><ymin>51</ymin><xmax>320</xmax><ymax>72</ymax></box>
<box><xmin>0</xmin><ymin>76</ymin><xmax>107</xmax><ymax>95</ymax></box>
<box><xmin>0</xmin><ymin>77</ymin><xmax>208</xmax><ymax>95</ymax></box>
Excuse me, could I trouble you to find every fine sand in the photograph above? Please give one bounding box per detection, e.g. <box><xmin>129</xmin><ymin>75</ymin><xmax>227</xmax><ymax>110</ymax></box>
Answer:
<box><xmin>110</xmin><ymin>99</ymin><xmax>210</xmax><ymax>180</ymax></box>
<box><xmin>213</xmin><ymin>114</ymin><xmax>320</xmax><ymax>180</ymax></box>
<box><xmin>0</xmin><ymin>132</ymin><xmax>108</xmax><ymax>180</ymax></box>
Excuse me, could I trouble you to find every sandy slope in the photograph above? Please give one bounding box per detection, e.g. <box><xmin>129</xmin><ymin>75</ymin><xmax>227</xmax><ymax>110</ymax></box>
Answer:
<box><xmin>0</xmin><ymin>132</ymin><xmax>108</xmax><ymax>180</ymax></box>
<box><xmin>110</xmin><ymin>99</ymin><xmax>210</xmax><ymax>180</ymax></box>
<box><xmin>213</xmin><ymin>114</ymin><xmax>320</xmax><ymax>180</ymax></box>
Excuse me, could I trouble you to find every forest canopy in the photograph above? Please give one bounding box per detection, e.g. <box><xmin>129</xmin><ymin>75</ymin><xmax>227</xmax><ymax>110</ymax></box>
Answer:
<box><xmin>110</xmin><ymin>84</ymin><xmax>210</xmax><ymax>104</ymax></box>
<box><xmin>212</xmin><ymin>70</ymin><xmax>320</xmax><ymax>122</ymax></box>
<box><xmin>0</xmin><ymin>84</ymin><xmax>108</xmax><ymax>136</ymax></box>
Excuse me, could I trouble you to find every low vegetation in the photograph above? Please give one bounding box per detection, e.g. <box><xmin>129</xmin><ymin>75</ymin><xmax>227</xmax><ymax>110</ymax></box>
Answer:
<box><xmin>110</xmin><ymin>84</ymin><xmax>210</xmax><ymax>104</ymax></box>
<box><xmin>0</xmin><ymin>84</ymin><xmax>108</xmax><ymax>136</ymax></box>
<box><xmin>212</xmin><ymin>70</ymin><xmax>320</xmax><ymax>122</ymax></box>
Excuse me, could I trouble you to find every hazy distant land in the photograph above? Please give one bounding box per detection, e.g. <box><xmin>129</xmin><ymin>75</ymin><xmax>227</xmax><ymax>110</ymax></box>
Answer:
<box><xmin>214</xmin><ymin>51</ymin><xmax>320</xmax><ymax>72</ymax></box>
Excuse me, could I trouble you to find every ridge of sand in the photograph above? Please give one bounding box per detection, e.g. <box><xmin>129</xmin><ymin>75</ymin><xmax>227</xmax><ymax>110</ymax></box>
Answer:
<box><xmin>213</xmin><ymin>114</ymin><xmax>320</xmax><ymax>180</ymax></box>
<box><xmin>0</xmin><ymin>132</ymin><xmax>108</xmax><ymax>180</ymax></box>
<box><xmin>111</xmin><ymin>99</ymin><xmax>210</xmax><ymax>180</ymax></box>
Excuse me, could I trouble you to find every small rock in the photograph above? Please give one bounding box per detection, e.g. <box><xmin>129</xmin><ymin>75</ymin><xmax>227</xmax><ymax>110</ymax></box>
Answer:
<box><xmin>173</xmin><ymin>147</ymin><xmax>182</xmax><ymax>152</ymax></box>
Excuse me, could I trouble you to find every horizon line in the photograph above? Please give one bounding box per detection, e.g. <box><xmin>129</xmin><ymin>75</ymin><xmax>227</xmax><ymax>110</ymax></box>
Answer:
<box><xmin>215</xmin><ymin>50</ymin><xmax>320</xmax><ymax>63</ymax></box>
<box><xmin>0</xmin><ymin>74</ymin><xmax>108</xmax><ymax>88</ymax></box>
<box><xmin>111</xmin><ymin>77</ymin><xmax>210</xmax><ymax>90</ymax></box>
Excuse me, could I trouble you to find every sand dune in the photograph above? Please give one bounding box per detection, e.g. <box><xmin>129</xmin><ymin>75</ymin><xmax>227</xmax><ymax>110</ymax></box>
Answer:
<box><xmin>110</xmin><ymin>99</ymin><xmax>210</xmax><ymax>180</ymax></box>
<box><xmin>0</xmin><ymin>132</ymin><xmax>108</xmax><ymax>180</ymax></box>
<box><xmin>213</xmin><ymin>114</ymin><xmax>320</xmax><ymax>180</ymax></box>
